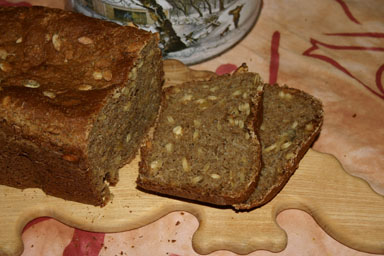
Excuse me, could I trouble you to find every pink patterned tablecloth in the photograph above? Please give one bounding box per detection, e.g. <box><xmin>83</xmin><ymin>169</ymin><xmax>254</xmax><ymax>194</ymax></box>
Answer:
<box><xmin>2</xmin><ymin>0</ymin><xmax>384</xmax><ymax>255</ymax></box>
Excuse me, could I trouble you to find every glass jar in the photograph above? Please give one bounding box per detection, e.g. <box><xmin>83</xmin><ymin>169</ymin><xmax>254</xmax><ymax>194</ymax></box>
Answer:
<box><xmin>69</xmin><ymin>0</ymin><xmax>262</xmax><ymax>64</ymax></box>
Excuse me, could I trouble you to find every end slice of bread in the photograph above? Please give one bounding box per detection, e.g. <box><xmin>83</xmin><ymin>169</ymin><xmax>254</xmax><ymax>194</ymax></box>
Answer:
<box><xmin>137</xmin><ymin>72</ymin><xmax>264</xmax><ymax>205</ymax></box>
<box><xmin>234</xmin><ymin>84</ymin><xmax>324</xmax><ymax>210</ymax></box>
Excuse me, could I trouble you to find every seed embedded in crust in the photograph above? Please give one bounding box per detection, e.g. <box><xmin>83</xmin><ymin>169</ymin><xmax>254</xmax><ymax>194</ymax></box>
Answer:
<box><xmin>198</xmin><ymin>102</ymin><xmax>210</xmax><ymax>110</ymax></box>
<box><xmin>202</xmin><ymin>163</ymin><xmax>210</xmax><ymax>172</ymax></box>
<box><xmin>264</xmin><ymin>143</ymin><xmax>277</xmax><ymax>152</ymax></box>
<box><xmin>281</xmin><ymin>141</ymin><xmax>292</xmax><ymax>149</ymax></box>
<box><xmin>126</xmin><ymin>133</ymin><xmax>132</xmax><ymax>143</ymax></box>
<box><xmin>129</xmin><ymin>67</ymin><xmax>137</xmax><ymax>80</ymax></box>
<box><xmin>123</xmin><ymin>102</ymin><xmax>132</xmax><ymax>112</ymax></box>
<box><xmin>0</xmin><ymin>48</ymin><xmax>8</xmax><ymax>60</ymax></box>
<box><xmin>93</xmin><ymin>71</ymin><xmax>103</xmax><ymax>80</ymax></box>
<box><xmin>0</xmin><ymin>62</ymin><xmax>11</xmax><ymax>72</ymax></box>
<box><xmin>193</xmin><ymin>130</ymin><xmax>199</xmax><ymax>140</ymax></box>
<box><xmin>209</xmin><ymin>86</ymin><xmax>219</xmax><ymax>92</ymax></box>
<box><xmin>305</xmin><ymin>123</ymin><xmax>314</xmax><ymax>131</ymax></box>
<box><xmin>207</xmin><ymin>95</ymin><xmax>218</xmax><ymax>101</ymax></box>
<box><xmin>43</xmin><ymin>91</ymin><xmax>56</xmax><ymax>99</ymax></box>
<box><xmin>165</xmin><ymin>143</ymin><xmax>173</xmax><ymax>153</ymax></box>
<box><xmin>243</xmin><ymin>103</ymin><xmax>250</xmax><ymax>111</ymax></box>
<box><xmin>167</xmin><ymin>116</ymin><xmax>175</xmax><ymax>124</ymax></box>
<box><xmin>78</xmin><ymin>84</ymin><xmax>93</xmax><ymax>91</ymax></box>
<box><xmin>285</xmin><ymin>152</ymin><xmax>295</xmax><ymax>160</ymax></box>
<box><xmin>52</xmin><ymin>34</ymin><xmax>61</xmax><ymax>51</ymax></box>
<box><xmin>62</xmin><ymin>154</ymin><xmax>79</xmax><ymax>162</ymax></box>
<box><xmin>172</xmin><ymin>126</ymin><xmax>183</xmax><ymax>136</ymax></box>
<box><xmin>192</xmin><ymin>176</ymin><xmax>203</xmax><ymax>184</ymax></box>
<box><xmin>279</xmin><ymin>91</ymin><xmax>293</xmax><ymax>100</ymax></box>
<box><xmin>291</xmin><ymin>121</ymin><xmax>298</xmax><ymax>129</ymax></box>
<box><xmin>121</xmin><ymin>87</ymin><xmax>129</xmax><ymax>95</ymax></box>
<box><xmin>195</xmin><ymin>98</ymin><xmax>206</xmax><ymax>104</ymax></box>
<box><xmin>23</xmin><ymin>80</ymin><xmax>40</xmax><ymax>88</ymax></box>
<box><xmin>137</xmin><ymin>60</ymin><xmax>144</xmax><ymax>68</ymax></box>
<box><xmin>285</xmin><ymin>93</ymin><xmax>293</xmax><ymax>99</ymax></box>
<box><xmin>238</xmin><ymin>103</ymin><xmax>250</xmax><ymax>113</ymax></box>
<box><xmin>237</xmin><ymin>103</ymin><xmax>249</xmax><ymax>112</ymax></box>
<box><xmin>232</xmin><ymin>90</ymin><xmax>242</xmax><ymax>96</ymax></box>
<box><xmin>78</xmin><ymin>36</ymin><xmax>93</xmax><ymax>45</ymax></box>
<box><xmin>150</xmin><ymin>160</ymin><xmax>163</xmax><ymax>174</ymax></box>
<box><xmin>16</xmin><ymin>37</ymin><xmax>23</xmax><ymax>44</ymax></box>
<box><xmin>150</xmin><ymin>160</ymin><xmax>161</xmax><ymax>169</ymax></box>
<box><xmin>182</xmin><ymin>157</ymin><xmax>190</xmax><ymax>172</ymax></box>
<box><xmin>238</xmin><ymin>120</ymin><xmax>244</xmax><ymax>129</ymax></box>
<box><xmin>102</xmin><ymin>70</ymin><xmax>113</xmax><ymax>81</ymax></box>
<box><xmin>2</xmin><ymin>96</ymin><xmax>10</xmax><ymax>106</ymax></box>
<box><xmin>193</xmin><ymin>119</ymin><xmax>201</xmax><ymax>128</ymax></box>
<box><xmin>210</xmin><ymin>173</ymin><xmax>221</xmax><ymax>179</ymax></box>
<box><xmin>112</xmin><ymin>92</ymin><xmax>121</xmax><ymax>99</ymax></box>
<box><xmin>180</xmin><ymin>94</ymin><xmax>193</xmax><ymax>102</ymax></box>
<box><xmin>228</xmin><ymin>116</ymin><xmax>234</xmax><ymax>125</ymax></box>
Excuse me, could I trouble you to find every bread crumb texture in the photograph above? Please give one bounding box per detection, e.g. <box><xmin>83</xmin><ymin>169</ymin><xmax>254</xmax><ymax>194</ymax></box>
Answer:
<box><xmin>138</xmin><ymin>72</ymin><xmax>264</xmax><ymax>205</ymax></box>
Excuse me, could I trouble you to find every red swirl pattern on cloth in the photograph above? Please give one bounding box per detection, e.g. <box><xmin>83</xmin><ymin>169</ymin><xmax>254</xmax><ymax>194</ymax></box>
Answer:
<box><xmin>269</xmin><ymin>31</ymin><xmax>280</xmax><ymax>84</ymax></box>
<box><xmin>63</xmin><ymin>229</ymin><xmax>105</xmax><ymax>256</ymax></box>
<box><xmin>22</xmin><ymin>217</ymin><xmax>51</xmax><ymax>233</ymax></box>
<box><xmin>303</xmin><ymin>34</ymin><xmax>384</xmax><ymax>100</ymax></box>
<box><xmin>334</xmin><ymin>0</ymin><xmax>361</xmax><ymax>24</ymax></box>
<box><xmin>215</xmin><ymin>63</ymin><xmax>237</xmax><ymax>75</ymax></box>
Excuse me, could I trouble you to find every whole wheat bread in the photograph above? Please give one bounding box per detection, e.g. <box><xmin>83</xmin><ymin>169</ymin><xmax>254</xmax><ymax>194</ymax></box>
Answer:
<box><xmin>234</xmin><ymin>83</ymin><xmax>323</xmax><ymax>209</ymax></box>
<box><xmin>0</xmin><ymin>6</ymin><xmax>163</xmax><ymax>206</ymax></box>
<box><xmin>137</xmin><ymin>72</ymin><xmax>264</xmax><ymax>205</ymax></box>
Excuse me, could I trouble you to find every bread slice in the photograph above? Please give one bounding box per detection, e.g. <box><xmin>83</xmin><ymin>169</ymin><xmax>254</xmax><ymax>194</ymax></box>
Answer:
<box><xmin>0</xmin><ymin>7</ymin><xmax>163</xmax><ymax>206</ymax></box>
<box><xmin>234</xmin><ymin>84</ymin><xmax>323</xmax><ymax>210</ymax></box>
<box><xmin>137</xmin><ymin>72</ymin><xmax>264</xmax><ymax>205</ymax></box>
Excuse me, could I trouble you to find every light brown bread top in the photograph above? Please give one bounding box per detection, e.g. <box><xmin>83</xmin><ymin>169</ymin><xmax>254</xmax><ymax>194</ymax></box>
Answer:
<box><xmin>0</xmin><ymin>6</ymin><xmax>159</xmax><ymax>152</ymax></box>
<box><xmin>0</xmin><ymin>6</ymin><xmax>154</xmax><ymax>91</ymax></box>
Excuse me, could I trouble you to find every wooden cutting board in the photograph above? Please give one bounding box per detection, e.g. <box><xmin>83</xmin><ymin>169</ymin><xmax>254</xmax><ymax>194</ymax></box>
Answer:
<box><xmin>1</xmin><ymin>60</ymin><xmax>383</xmax><ymax>256</ymax></box>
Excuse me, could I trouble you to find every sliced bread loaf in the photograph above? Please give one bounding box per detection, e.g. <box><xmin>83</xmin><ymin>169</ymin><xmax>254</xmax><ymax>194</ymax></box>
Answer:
<box><xmin>137</xmin><ymin>72</ymin><xmax>264</xmax><ymax>205</ymax></box>
<box><xmin>234</xmin><ymin>83</ymin><xmax>323</xmax><ymax>210</ymax></box>
<box><xmin>0</xmin><ymin>6</ymin><xmax>163</xmax><ymax>206</ymax></box>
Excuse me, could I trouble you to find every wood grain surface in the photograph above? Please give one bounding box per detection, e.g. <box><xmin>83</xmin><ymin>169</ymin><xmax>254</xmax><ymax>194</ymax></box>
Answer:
<box><xmin>1</xmin><ymin>60</ymin><xmax>383</xmax><ymax>256</ymax></box>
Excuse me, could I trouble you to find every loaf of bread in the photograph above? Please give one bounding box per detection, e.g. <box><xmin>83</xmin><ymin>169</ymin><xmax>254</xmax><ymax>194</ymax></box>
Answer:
<box><xmin>0</xmin><ymin>6</ymin><xmax>163</xmax><ymax>206</ymax></box>
<box><xmin>137</xmin><ymin>72</ymin><xmax>264</xmax><ymax>205</ymax></box>
<box><xmin>234</xmin><ymin>83</ymin><xmax>323</xmax><ymax>209</ymax></box>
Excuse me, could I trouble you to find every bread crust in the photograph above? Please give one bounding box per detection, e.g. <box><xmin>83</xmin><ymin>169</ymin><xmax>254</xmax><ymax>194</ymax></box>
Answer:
<box><xmin>0</xmin><ymin>6</ymin><xmax>163</xmax><ymax>206</ymax></box>
<box><xmin>234</xmin><ymin>84</ymin><xmax>323</xmax><ymax>210</ymax></box>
